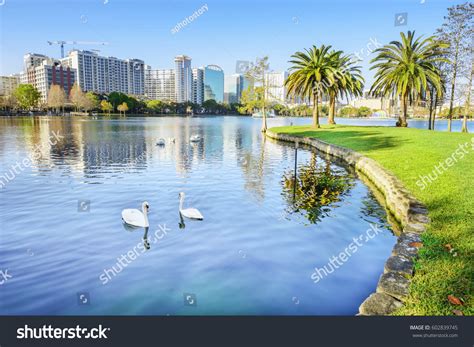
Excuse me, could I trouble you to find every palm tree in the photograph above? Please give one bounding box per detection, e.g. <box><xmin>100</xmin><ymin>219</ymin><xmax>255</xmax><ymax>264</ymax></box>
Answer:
<box><xmin>286</xmin><ymin>45</ymin><xmax>337</xmax><ymax>128</ymax></box>
<box><xmin>327</xmin><ymin>52</ymin><xmax>364</xmax><ymax>124</ymax></box>
<box><xmin>370</xmin><ymin>31</ymin><xmax>448</xmax><ymax>127</ymax></box>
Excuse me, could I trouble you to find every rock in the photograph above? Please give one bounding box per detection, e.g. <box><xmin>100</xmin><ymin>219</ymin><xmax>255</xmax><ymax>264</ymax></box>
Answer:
<box><xmin>403</xmin><ymin>223</ymin><xmax>427</xmax><ymax>233</ymax></box>
<box><xmin>384</xmin><ymin>255</ymin><xmax>414</xmax><ymax>276</ymax></box>
<box><xmin>408</xmin><ymin>213</ymin><xmax>430</xmax><ymax>224</ymax></box>
<box><xmin>377</xmin><ymin>272</ymin><xmax>410</xmax><ymax>301</ymax></box>
<box><xmin>392</xmin><ymin>233</ymin><xmax>422</xmax><ymax>259</ymax></box>
<box><xmin>358</xmin><ymin>292</ymin><xmax>403</xmax><ymax>315</ymax></box>
<box><xmin>399</xmin><ymin>232</ymin><xmax>422</xmax><ymax>243</ymax></box>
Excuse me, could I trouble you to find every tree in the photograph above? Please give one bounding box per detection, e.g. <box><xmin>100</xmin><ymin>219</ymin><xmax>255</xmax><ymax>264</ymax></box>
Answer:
<box><xmin>13</xmin><ymin>84</ymin><xmax>41</xmax><ymax>110</ymax></box>
<box><xmin>437</xmin><ymin>2</ymin><xmax>473</xmax><ymax>132</ymax></box>
<box><xmin>117</xmin><ymin>102</ymin><xmax>129</xmax><ymax>115</ymax></box>
<box><xmin>100</xmin><ymin>100</ymin><xmax>113</xmax><ymax>115</ymax></box>
<box><xmin>146</xmin><ymin>100</ymin><xmax>164</xmax><ymax>114</ymax></box>
<box><xmin>370</xmin><ymin>31</ymin><xmax>448</xmax><ymax>127</ymax></box>
<box><xmin>69</xmin><ymin>83</ymin><xmax>85</xmax><ymax>111</ymax></box>
<box><xmin>327</xmin><ymin>51</ymin><xmax>364</xmax><ymax>124</ymax></box>
<box><xmin>84</xmin><ymin>92</ymin><xmax>99</xmax><ymax>111</ymax></box>
<box><xmin>238</xmin><ymin>86</ymin><xmax>264</xmax><ymax>115</ymax></box>
<box><xmin>426</xmin><ymin>60</ymin><xmax>447</xmax><ymax>130</ymax></box>
<box><xmin>0</xmin><ymin>94</ymin><xmax>18</xmax><ymax>112</ymax></box>
<box><xmin>47</xmin><ymin>84</ymin><xmax>66</xmax><ymax>113</ymax></box>
<box><xmin>462</xmin><ymin>50</ymin><xmax>473</xmax><ymax>133</ymax></box>
<box><xmin>108</xmin><ymin>92</ymin><xmax>128</xmax><ymax>111</ymax></box>
<box><xmin>338</xmin><ymin>106</ymin><xmax>359</xmax><ymax>117</ymax></box>
<box><xmin>202</xmin><ymin>99</ymin><xmax>219</xmax><ymax>113</ymax></box>
<box><xmin>357</xmin><ymin>106</ymin><xmax>372</xmax><ymax>117</ymax></box>
<box><xmin>245</xmin><ymin>57</ymin><xmax>270</xmax><ymax>132</ymax></box>
<box><xmin>272</xmin><ymin>103</ymin><xmax>289</xmax><ymax>116</ymax></box>
<box><xmin>286</xmin><ymin>45</ymin><xmax>337</xmax><ymax>128</ymax></box>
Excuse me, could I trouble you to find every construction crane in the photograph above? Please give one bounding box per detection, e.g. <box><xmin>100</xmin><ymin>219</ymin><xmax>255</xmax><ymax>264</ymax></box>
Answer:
<box><xmin>47</xmin><ymin>41</ymin><xmax>109</xmax><ymax>58</ymax></box>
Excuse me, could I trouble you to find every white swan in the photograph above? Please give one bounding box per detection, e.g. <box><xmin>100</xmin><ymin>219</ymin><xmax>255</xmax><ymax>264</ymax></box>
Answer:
<box><xmin>179</xmin><ymin>192</ymin><xmax>203</xmax><ymax>220</ymax></box>
<box><xmin>190</xmin><ymin>134</ymin><xmax>201</xmax><ymax>143</ymax></box>
<box><xmin>156</xmin><ymin>138</ymin><xmax>166</xmax><ymax>146</ymax></box>
<box><xmin>122</xmin><ymin>201</ymin><xmax>150</xmax><ymax>227</ymax></box>
<box><xmin>169</xmin><ymin>137</ymin><xmax>176</xmax><ymax>143</ymax></box>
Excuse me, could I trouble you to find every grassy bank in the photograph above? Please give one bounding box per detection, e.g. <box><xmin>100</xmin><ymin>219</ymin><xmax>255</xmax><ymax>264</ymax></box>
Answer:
<box><xmin>270</xmin><ymin>125</ymin><xmax>473</xmax><ymax>316</ymax></box>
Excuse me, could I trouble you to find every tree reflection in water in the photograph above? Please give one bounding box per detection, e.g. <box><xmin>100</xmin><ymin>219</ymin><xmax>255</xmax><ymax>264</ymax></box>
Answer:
<box><xmin>282</xmin><ymin>154</ymin><xmax>355</xmax><ymax>224</ymax></box>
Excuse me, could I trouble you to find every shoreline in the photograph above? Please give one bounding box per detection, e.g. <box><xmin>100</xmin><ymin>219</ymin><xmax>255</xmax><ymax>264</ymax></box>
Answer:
<box><xmin>265</xmin><ymin>129</ymin><xmax>430</xmax><ymax>316</ymax></box>
<box><xmin>0</xmin><ymin>113</ymin><xmax>471</xmax><ymax>122</ymax></box>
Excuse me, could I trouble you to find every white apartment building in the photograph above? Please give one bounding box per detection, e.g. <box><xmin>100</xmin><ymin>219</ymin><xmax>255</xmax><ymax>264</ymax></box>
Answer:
<box><xmin>20</xmin><ymin>53</ymin><xmax>77</xmax><ymax>103</ymax></box>
<box><xmin>61</xmin><ymin>50</ymin><xmax>145</xmax><ymax>95</ymax></box>
<box><xmin>127</xmin><ymin>59</ymin><xmax>145</xmax><ymax>96</ymax></box>
<box><xmin>174</xmin><ymin>55</ymin><xmax>193</xmax><ymax>103</ymax></box>
<box><xmin>0</xmin><ymin>75</ymin><xmax>20</xmax><ymax>96</ymax></box>
<box><xmin>23</xmin><ymin>53</ymin><xmax>50</xmax><ymax>70</ymax></box>
<box><xmin>265</xmin><ymin>71</ymin><xmax>288</xmax><ymax>104</ymax></box>
<box><xmin>350</xmin><ymin>91</ymin><xmax>389</xmax><ymax>111</ymax></box>
<box><xmin>144</xmin><ymin>66</ymin><xmax>176</xmax><ymax>101</ymax></box>
<box><xmin>192</xmin><ymin>67</ymin><xmax>204</xmax><ymax>104</ymax></box>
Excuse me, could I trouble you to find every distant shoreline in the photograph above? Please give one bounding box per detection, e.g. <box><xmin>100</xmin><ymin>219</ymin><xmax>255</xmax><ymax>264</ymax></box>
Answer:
<box><xmin>0</xmin><ymin>112</ymin><xmax>471</xmax><ymax>122</ymax></box>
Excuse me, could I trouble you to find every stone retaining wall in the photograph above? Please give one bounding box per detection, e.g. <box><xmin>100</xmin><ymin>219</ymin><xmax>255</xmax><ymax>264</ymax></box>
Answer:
<box><xmin>266</xmin><ymin>130</ymin><xmax>430</xmax><ymax>315</ymax></box>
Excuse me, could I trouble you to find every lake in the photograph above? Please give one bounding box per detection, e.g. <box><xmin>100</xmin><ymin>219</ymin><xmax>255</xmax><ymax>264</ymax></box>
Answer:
<box><xmin>0</xmin><ymin>115</ymin><xmax>424</xmax><ymax>315</ymax></box>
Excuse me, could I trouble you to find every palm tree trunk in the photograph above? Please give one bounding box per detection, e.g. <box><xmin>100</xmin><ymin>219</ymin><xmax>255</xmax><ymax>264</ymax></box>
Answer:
<box><xmin>313</xmin><ymin>93</ymin><xmax>320</xmax><ymax>128</ymax></box>
<box><xmin>462</xmin><ymin>114</ymin><xmax>469</xmax><ymax>133</ymax></box>
<box><xmin>399</xmin><ymin>94</ymin><xmax>408</xmax><ymax>127</ymax></box>
<box><xmin>428</xmin><ymin>88</ymin><xmax>433</xmax><ymax>130</ymax></box>
<box><xmin>328</xmin><ymin>93</ymin><xmax>336</xmax><ymax>125</ymax></box>
<box><xmin>432</xmin><ymin>92</ymin><xmax>438</xmax><ymax>130</ymax></box>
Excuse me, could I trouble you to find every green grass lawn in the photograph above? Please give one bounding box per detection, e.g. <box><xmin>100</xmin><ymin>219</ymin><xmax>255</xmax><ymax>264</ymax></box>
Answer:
<box><xmin>270</xmin><ymin>124</ymin><xmax>473</xmax><ymax>315</ymax></box>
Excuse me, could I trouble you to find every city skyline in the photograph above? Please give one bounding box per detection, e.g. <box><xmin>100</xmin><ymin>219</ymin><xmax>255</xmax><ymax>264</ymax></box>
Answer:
<box><xmin>11</xmin><ymin>50</ymin><xmax>256</xmax><ymax>105</ymax></box>
<box><xmin>0</xmin><ymin>0</ymin><xmax>463</xmax><ymax>85</ymax></box>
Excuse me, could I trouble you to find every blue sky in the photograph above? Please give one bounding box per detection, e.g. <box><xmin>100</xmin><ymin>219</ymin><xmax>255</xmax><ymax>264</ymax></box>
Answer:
<box><xmin>0</xmin><ymin>0</ymin><xmax>463</xmax><ymax>85</ymax></box>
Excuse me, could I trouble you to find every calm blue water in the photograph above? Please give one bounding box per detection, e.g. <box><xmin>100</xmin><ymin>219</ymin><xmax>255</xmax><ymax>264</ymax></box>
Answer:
<box><xmin>0</xmin><ymin>115</ymin><xmax>402</xmax><ymax>315</ymax></box>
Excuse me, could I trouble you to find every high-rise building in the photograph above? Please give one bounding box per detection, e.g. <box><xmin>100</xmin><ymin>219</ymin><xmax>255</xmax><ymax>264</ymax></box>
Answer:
<box><xmin>192</xmin><ymin>67</ymin><xmax>204</xmax><ymax>105</ymax></box>
<box><xmin>174</xmin><ymin>55</ymin><xmax>193</xmax><ymax>103</ymax></box>
<box><xmin>20</xmin><ymin>54</ymin><xmax>76</xmax><ymax>103</ymax></box>
<box><xmin>224</xmin><ymin>74</ymin><xmax>242</xmax><ymax>104</ymax></box>
<box><xmin>61</xmin><ymin>50</ymin><xmax>145</xmax><ymax>95</ymax></box>
<box><xmin>265</xmin><ymin>71</ymin><xmax>288</xmax><ymax>104</ymax></box>
<box><xmin>23</xmin><ymin>53</ymin><xmax>50</xmax><ymax>70</ymax></box>
<box><xmin>127</xmin><ymin>59</ymin><xmax>145</xmax><ymax>96</ymax></box>
<box><xmin>144</xmin><ymin>66</ymin><xmax>176</xmax><ymax>101</ymax></box>
<box><xmin>204</xmin><ymin>65</ymin><xmax>224</xmax><ymax>103</ymax></box>
<box><xmin>0</xmin><ymin>75</ymin><xmax>20</xmax><ymax>96</ymax></box>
